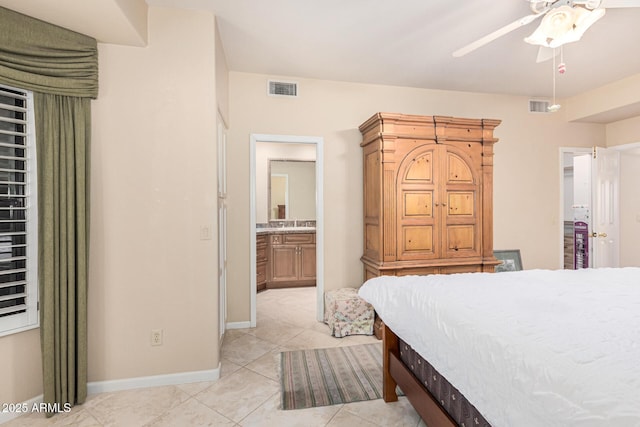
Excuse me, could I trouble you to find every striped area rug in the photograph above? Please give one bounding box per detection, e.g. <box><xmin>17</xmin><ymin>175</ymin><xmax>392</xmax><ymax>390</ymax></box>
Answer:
<box><xmin>280</xmin><ymin>343</ymin><xmax>383</xmax><ymax>410</ymax></box>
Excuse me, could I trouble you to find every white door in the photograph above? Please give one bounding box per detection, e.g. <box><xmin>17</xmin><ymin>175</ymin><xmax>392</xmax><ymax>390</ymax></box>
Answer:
<box><xmin>591</xmin><ymin>147</ymin><xmax>620</xmax><ymax>268</ymax></box>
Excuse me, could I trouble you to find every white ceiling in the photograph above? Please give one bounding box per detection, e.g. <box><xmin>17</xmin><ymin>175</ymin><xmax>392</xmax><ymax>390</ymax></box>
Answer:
<box><xmin>151</xmin><ymin>0</ymin><xmax>640</xmax><ymax>101</ymax></box>
<box><xmin>3</xmin><ymin>0</ymin><xmax>640</xmax><ymax>119</ymax></box>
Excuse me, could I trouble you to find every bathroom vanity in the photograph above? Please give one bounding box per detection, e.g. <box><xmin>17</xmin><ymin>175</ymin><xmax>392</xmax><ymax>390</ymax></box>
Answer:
<box><xmin>256</xmin><ymin>222</ymin><xmax>316</xmax><ymax>291</ymax></box>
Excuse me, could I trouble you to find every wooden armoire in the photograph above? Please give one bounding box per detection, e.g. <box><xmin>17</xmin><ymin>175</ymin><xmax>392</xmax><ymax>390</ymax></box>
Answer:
<box><xmin>360</xmin><ymin>113</ymin><xmax>501</xmax><ymax>279</ymax></box>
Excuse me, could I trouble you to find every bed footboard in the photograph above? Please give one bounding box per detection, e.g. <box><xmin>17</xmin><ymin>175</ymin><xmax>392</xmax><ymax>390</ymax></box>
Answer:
<box><xmin>382</xmin><ymin>322</ymin><xmax>457</xmax><ymax>427</ymax></box>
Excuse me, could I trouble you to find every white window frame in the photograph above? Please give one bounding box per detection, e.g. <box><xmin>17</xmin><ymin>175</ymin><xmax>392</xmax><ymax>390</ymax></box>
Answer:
<box><xmin>0</xmin><ymin>83</ymin><xmax>38</xmax><ymax>337</ymax></box>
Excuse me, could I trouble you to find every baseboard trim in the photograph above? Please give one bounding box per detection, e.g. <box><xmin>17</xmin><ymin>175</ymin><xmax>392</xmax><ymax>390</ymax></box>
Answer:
<box><xmin>87</xmin><ymin>366</ymin><xmax>220</xmax><ymax>395</ymax></box>
<box><xmin>226</xmin><ymin>321</ymin><xmax>251</xmax><ymax>330</ymax></box>
<box><xmin>0</xmin><ymin>368</ymin><xmax>221</xmax><ymax>425</ymax></box>
<box><xmin>0</xmin><ymin>365</ymin><xmax>220</xmax><ymax>424</ymax></box>
<box><xmin>0</xmin><ymin>394</ymin><xmax>43</xmax><ymax>425</ymax></box>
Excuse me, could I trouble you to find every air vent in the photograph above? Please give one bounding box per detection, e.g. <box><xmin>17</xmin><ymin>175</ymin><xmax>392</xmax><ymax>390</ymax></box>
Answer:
<box><xmin>529</xmin><ymin>99</ymin><xmax>550</xmax><ymax>113</ymax></box>
<box><xmin>268</xmin><ymin>80</ymin><xmax>298</xmax><ymax>97</ymax></box>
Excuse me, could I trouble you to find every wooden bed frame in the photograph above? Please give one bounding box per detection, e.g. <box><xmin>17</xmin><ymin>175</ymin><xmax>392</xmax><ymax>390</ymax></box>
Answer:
<box><xmin>382</xmin><ymin>321</ymin><xmax>457</xmax><ymax>427</ymax></box>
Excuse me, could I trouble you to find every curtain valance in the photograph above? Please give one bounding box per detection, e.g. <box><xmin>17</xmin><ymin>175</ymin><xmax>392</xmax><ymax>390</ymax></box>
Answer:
<box><xmin>0</xmin><ymin>6</ymin><xmax>98</xmax><ymax>98</ymax></box>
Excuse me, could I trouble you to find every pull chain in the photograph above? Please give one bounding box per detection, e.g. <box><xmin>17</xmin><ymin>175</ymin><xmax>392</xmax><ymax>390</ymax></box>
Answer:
<box><xmin>548</xmin><ymin>47</ymin><xmax>561</xmax><ymax>112</ymax></box>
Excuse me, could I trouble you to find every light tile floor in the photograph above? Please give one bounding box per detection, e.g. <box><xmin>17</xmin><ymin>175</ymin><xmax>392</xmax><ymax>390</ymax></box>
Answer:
<box><xmin>6</xmin><ymin>287</ymin><xmax>423</xmax><ymax>427</ymax></box>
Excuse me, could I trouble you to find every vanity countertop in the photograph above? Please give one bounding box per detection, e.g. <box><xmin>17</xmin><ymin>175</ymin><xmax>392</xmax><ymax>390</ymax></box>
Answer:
<box><xmin>257</xmin><ymin>227</ymin><xmax>316</xmax><ymax>235</ymax></box>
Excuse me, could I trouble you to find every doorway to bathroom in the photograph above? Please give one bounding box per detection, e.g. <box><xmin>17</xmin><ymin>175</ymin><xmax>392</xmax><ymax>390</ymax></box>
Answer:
<box><xmin>249</xmin><ymin>134</ymin><xmax>324</xmax><ymax>327</ymax></box>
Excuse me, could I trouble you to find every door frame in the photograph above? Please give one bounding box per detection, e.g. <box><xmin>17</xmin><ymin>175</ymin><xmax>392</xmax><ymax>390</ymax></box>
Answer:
<box><xmin>217</xmin><ymin>115</ymin><xmax>227</xmax><ymax>345</ymax></box>
<box><xmin>249</xmin><ymin>134</ymin><xmax>324</xmax><ymax>327</ymax></box>
<box><xmin>559</xmin><ymin>143</ymin><xmax>637</xmax><ymax>268</ymax></box>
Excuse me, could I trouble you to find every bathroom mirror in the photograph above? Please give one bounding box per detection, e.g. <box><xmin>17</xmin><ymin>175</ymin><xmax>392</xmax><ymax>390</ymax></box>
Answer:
<box><xmin>269</xmin><ymin>160</ymin><xmax>316</xmax><ymax>220</ymax></box>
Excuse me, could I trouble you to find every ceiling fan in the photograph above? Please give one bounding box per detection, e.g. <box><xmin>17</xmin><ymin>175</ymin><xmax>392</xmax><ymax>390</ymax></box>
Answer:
<box><xmin>452</xmin><ymin>0</ymin><xmax>640</xmax><ymax>59</ymax></box>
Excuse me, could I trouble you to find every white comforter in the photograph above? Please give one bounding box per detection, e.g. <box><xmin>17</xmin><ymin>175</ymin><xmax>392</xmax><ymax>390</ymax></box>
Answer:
<box><xmin>359</xmin><ymin>268</ymin><xmax>640</xmax><ymax>427</ymax></box>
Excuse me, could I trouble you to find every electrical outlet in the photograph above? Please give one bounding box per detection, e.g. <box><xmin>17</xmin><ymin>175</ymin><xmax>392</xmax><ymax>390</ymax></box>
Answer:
<box><xmin>151</xmin><ymin>329</ymin><xmax>163</xmax><ymax>346</ymax></box>
<box><xmin>200</xmin><ymin>225</ymin><xmax>212</xmax><ymax>240</ymax></box>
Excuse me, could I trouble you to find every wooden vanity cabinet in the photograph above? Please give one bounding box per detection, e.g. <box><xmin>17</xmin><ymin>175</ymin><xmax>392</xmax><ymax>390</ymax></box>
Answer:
<box><xmin>256</xmin><ymin>234</ymin><xmax>268</xmax><ymax>292</ymax></box>
<box><xmin>269</xmin><ymin>233</ymin><xmax>316</xmax><ymax>287</ymax></box>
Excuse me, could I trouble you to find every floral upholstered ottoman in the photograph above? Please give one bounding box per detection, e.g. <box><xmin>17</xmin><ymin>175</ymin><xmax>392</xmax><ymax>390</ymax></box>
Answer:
<box><xmin>324</xmin><ymin>288</ymin><xmax>374</xmax><ymax>337</ymax></box>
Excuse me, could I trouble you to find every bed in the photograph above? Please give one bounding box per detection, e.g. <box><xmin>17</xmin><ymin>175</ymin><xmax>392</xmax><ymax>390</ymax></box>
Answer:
<box><xmin>358</xmin><ymin>267</ymin><xmax>640</xmax><ymax>427</ymax></box>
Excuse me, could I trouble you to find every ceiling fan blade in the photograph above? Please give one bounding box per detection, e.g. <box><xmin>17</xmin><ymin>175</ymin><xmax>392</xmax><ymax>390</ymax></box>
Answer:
<box><xmin>452</xmin><ymin>12</ymin><xmax>545</xmax><ymax>57</ymax></box>
<box><xmin>536</xmin><ymin>46</ymin><xmax>559</xmax><ymax>63</ymax></box>
<box><xmin>601</xmin><ymin>0</ymin><xmax>640</xmax><ymax>7</ymax></box>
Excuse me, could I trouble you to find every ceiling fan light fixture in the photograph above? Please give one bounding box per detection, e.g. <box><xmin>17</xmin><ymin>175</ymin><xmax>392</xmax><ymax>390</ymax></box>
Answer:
<box><xmin>524</xmin><ymin>5</ymin><xmax>606</xmax><ymax>48</ymax></box>
<box><xmin>547</xmin><ymin>103</ymin><xmax>562</xmax><ymax>112</ymax></box>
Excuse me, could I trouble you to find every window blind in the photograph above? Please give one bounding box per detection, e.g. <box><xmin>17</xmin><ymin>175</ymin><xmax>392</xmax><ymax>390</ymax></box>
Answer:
<box><xmin>0</xmin><ymin>84</ymin><xmax>37</xmax><ymax>334</ymax></box>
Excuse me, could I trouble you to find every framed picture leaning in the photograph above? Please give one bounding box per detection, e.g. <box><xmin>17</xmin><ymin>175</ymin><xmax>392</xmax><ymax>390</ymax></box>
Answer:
<box><xmin>494</xmin><ymin>249</ymin><xmax>523</xmax><ymax>272</ymax></box>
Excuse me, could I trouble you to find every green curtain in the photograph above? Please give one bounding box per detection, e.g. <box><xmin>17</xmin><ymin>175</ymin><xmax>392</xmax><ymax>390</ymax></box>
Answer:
<box><xmin>0</xmin><ymin>6</ymin><xmax>97</xmax><ymax>414</ymax></box>
<box><xmin>35</xmin><ymin>93</ymin><xmax>91</xmax><ymax>409</ymax></box>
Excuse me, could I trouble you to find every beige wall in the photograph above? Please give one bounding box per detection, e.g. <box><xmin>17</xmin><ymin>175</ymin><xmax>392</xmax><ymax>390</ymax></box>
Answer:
<box><xmin>566</xmin><ymin>73</ymin><xmax>640</xmax><ymax>122</ymax></box>
<box><xmin>606</xmin><ymin>115</ymin><xmax>640</xmax><ymax>147</ymax></box>
<box><xmin>0</xmin><ymin>328</ymin><xmax>42</xmax><ymax>408</ymax></box>
<box><xmin>89</xmin><ymin>6</ymin><xmax>219</xmax><ymax>382</ymax></box>
<box><xmin>619</xmin><ymin>150</ymin><xmax>640</xmax><ymax>267</ymax></box>
<box><xmin>226</xmin><ymin>72</ymin><xmax>605</xmax><ymax>323</ymax></box>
